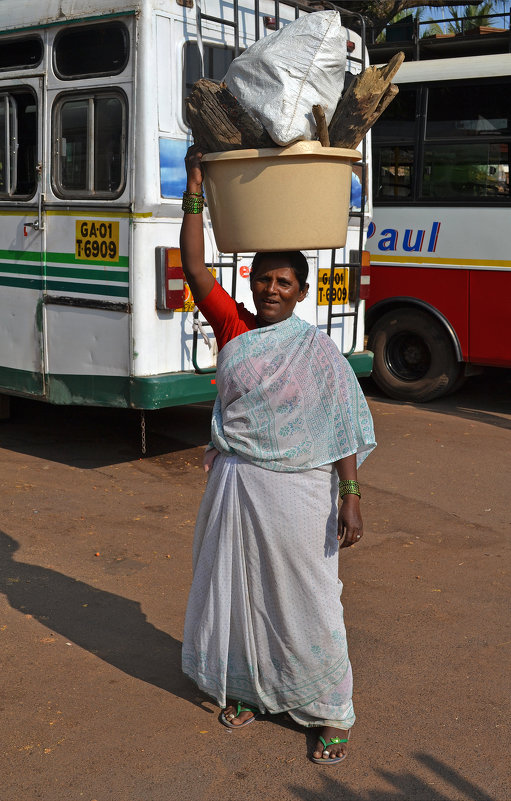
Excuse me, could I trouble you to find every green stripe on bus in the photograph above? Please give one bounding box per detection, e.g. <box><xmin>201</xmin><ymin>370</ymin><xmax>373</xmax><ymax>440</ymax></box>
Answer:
<box><xmin>129</xmin><ymin>374</ymin><xmax>219</xmax><ymax>409</ymax></box>
<box><xmin>0</xmin><ymin>275</ymin><xmax>129</xmax><ymax>297</ymax></box>
<box><xmin>0</xmin><ymin>261</ymin><xmax>128</xmax><ymax>282</ymax></box>
<box><xmin>45</xmin><ymin>280</ymin><xmax>129</xmax><ymax>297</ymax></box>
<box><xmin>0</xmin><ymin>359</ymin><xmax>371</xmax><ymax>409</ymax></box>
<box><xmin>346</xmin><ymin>350</ymin><xmax>374</xmax><ymax>377</ymax></box>
<box><xmin>48</xmin><ymin>266</ymin><xmax>128</xmax><ymax>282</ymax></box>
<box><xmin>50</xmin><ymin>253</ymin><xmax>129</xmax><ymax>269</ymax></box>
<box><xmin>0</xmin><ymin>367</ymin><xmax>218</xmax><ymax>409</ymax></box>
<box><xmin>0</xmin><ymin>248</ymin><xmax>129</xmax><ymax>268</ymax></box>
<box><xmin>0</xmin><ymin>366</ymin><xmax>43</xmax><ymax>396</ymax></box>
<box><xmin>0</xmin><ymin>276</ymin><xmax>41</xmax><ymax>290</ymax></box>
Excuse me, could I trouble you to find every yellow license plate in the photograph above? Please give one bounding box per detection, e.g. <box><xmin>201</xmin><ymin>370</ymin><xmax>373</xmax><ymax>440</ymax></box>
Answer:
<box><xmin>75</xmin><ymin>220</ymin><xmax>119</xmax><ymax>262</ymax></box>
<box><xmin>317</xmin><ymin>268</ymin><xmax>349</xmax><ymax>305</ymax></box>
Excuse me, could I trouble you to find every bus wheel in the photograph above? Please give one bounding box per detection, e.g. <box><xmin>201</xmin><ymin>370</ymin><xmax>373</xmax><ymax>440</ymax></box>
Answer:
<box><xmin>368</xmin><ymin>308</ymin><xmax>462</xmax><ymax>402</ymax></box>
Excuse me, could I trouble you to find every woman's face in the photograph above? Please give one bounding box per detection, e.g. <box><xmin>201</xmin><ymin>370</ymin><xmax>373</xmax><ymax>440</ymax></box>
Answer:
<box><xmin>251</xmin><ymin>255</ymin><xmax>308</xmax><ymax>325</ymax></box>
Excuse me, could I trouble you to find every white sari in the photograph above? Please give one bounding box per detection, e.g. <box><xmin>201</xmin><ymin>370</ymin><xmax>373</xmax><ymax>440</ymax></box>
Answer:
<box><xmin>182</xmin><ymin>315</ymin><xmax>375</xmax><ymax>727</ymax></box>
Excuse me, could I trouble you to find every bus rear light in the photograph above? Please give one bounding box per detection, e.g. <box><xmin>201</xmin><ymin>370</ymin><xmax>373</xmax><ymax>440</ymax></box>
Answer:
<box><xmin>359</xmin><ymin>250</ymin><xmax>371</xmax><ymax>300</ymax></box>
<box><xmin>155</xmin><ymin>246</ymin><xmax>186</xmax><ymax>310</ymax></box>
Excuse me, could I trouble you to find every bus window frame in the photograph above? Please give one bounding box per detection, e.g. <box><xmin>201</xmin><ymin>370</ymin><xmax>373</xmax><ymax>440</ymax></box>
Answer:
<box><xmin>52</xmin><ymin>88</ymin><xmax>128</xmax><ymax>200</ymax></box>
<box><xmin>53</xmin><ymin>21</ymin><xmax>130</xmax><ymax>81</ymax></box>
<box><xmin>0</xmin><ymin>87</ymin><xmax>38</xmax><ymax>201</ymax></box>
<box><xmin>0</xmin><ymin>35</ymin><xmax>43</xmax><ymax>72</ymax></box>
<box><xmin>373</xmin><ymin>75</ymin><xmax>511</xmax><ymax>207</ymax></box>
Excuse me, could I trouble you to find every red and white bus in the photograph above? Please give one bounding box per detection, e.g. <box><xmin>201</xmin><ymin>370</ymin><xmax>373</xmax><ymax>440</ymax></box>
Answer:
<box><xmin>366</xmin><ymin>50</ymin><xmax>511</xmax><ymax>401</ymax></box>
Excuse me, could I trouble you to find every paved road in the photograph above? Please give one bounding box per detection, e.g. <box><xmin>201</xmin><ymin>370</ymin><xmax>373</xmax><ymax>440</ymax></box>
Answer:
<box><xmin>0</xmin><ymin>368</ymin><xmax>509</xmax><ymax>801</ymax></box>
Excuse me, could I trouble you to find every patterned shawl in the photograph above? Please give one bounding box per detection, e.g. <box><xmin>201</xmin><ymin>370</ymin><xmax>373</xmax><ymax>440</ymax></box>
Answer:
<box><xmin>211</xmin><ymin>314</ymin><xmax>375</xmax><ymax>472</ymax></box>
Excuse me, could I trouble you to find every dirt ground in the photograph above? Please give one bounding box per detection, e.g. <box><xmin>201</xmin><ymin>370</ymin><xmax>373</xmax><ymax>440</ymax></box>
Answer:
<box><xmin>0</xmin><ymin>369</ymin><xmax>510</xmax><ymax>801</ymax></box>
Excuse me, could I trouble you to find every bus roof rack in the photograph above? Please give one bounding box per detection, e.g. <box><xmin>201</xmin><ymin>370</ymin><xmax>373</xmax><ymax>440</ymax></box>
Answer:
<box><xmin>368</xmin><ymin>10</ymin><xmax>511</xmax><ymax>62</ymax></box>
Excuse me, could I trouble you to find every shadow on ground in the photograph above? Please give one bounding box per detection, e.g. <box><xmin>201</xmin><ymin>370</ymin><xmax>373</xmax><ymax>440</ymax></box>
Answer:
<box><xmin>0</xmin><ymin>397</ymin><xmax>214</xmax><ymax>468</ymax></box>
<box><xmin>290</xmin><ymin>752</ymin><xmax>495</xmax><ymax>801</ymax></box>
<box><xmin>1</xmin><ymin>369</ymin><xmax>510</xmax><ymax>470</ymax></box>
<box><xmin>360</xmin><ymin>367</ymin><xmax>511</xmax><ymax>431</ymax></box>
<box><xmin>1</xmin><ymin>530</ymin><xmax>503</xmax><ymax>800</ymax></box>
<box><xmin>0</xmin><ymin>530</ymin><xmax>209</xmax><ymax>709</ymax></box>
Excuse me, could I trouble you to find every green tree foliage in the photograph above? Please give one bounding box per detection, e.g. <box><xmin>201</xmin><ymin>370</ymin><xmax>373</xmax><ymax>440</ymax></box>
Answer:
<box><xmin>426</xmin><ymin>2</ymin><xmax>496</xmax><ymax>34</ymax></box>
<box><xmin>330</xmin><ymin>1</ymin><xmax>499</xmax><ymax>38</ymax></box>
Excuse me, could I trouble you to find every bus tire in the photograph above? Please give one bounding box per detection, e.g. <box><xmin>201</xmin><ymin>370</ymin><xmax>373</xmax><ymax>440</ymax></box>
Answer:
<box><xmin>368</xmin><ymin>308</ymin><xmax>462</xmax><ymax>402</ymax></box>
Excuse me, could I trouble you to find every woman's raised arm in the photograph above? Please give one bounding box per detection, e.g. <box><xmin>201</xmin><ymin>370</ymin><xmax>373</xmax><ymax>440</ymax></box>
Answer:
<box><xmin>179</xmin><ymin>147</ymin><xmax>215</xmax><ymax>303</ymax></box>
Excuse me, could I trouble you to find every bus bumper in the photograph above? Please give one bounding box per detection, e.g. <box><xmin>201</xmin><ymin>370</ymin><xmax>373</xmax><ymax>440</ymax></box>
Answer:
<box><xmin>0</xmin><ymin>351</ymin><xmax>373</xmax><ymax>410</ymax></box>
<box><xmin>346</xmin><ymin>349</ymin><xmax>373</xmax><ymax>378</ymax></box>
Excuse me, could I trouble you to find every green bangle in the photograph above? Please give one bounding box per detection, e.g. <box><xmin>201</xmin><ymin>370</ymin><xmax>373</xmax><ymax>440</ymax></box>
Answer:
<box><xmin>182</xmin><ymin>192</ymin><xmax>204</xmax><ymax>214</ymax></box>
<box><xmin>339</xmin><ymin>479</ymin><xmax>361</xmax><ymax>498</ymax></box>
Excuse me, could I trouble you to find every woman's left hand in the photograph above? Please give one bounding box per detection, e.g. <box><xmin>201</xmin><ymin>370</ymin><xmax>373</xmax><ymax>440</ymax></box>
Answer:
<box><xmin>338</xmin><ymin>495</ymin><xmax>363</xmax><ymax>548</ymax></box>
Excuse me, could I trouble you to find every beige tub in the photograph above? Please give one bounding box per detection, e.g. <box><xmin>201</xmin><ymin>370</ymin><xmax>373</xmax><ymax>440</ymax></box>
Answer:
<box><xmin>201</xmin><ymin>140</ymin><xmax>361</xmax><ymax>253</ymax></box>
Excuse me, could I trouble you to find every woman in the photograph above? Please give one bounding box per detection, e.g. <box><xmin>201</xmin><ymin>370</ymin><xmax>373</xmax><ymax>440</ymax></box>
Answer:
<box><xmin>180</xmin><ymin>148</ymin><xmax>375</xmax><ymax>764</ymax></box>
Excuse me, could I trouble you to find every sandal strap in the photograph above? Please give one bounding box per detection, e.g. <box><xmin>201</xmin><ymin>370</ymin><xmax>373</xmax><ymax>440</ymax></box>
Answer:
<box><xmin>319</xmin><ymin>735</ymin><xmax>349</xmax><ymax>750</ymax></box>
<box><xmin>235</xmin><ymin>701</ymin><xmax>258</xmax><ymax>716</ymax></box>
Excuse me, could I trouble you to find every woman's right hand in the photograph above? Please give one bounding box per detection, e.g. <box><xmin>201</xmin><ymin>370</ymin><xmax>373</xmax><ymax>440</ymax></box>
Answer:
<box><xmin>203</xmin><ymin>447</ymin><xmax>219</xmax><ymax>473</ymax></box>
<box><xmin>185</xmin><ymin>145</ymin><xmax>204</xmax><ymax>192</ymax></box>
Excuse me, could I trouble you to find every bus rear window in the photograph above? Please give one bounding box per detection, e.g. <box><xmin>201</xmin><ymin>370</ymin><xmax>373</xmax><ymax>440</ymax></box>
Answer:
<box><xmin>54</xmin><ymin>22</ymin><xmax>129</xmax><ymax>79</ymax></box>
<box><xmin>0</xmin><ymin>37</ymin><xmax>43</xmax><ymax>71</ymax></box>
<box><xmin>53</xmin><ymin>91</ymin><xmax>127</xmax><ymax>198</ymax></box>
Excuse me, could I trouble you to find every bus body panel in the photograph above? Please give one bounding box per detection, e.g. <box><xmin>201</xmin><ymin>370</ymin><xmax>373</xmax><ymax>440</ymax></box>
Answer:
<box><xmin>469</xmin><ymin>271</ymin><xmax>511</xmax><ymax>367</ymax></box>
<box><xmin>367</xmin><ymin>205</ymin><xmax>511</xmax><ymax>366</ymax></box>
<box><xmin>386</xmin><ymin>53</ymin><xmax>511</xmax><ymax>84</ymax></box>
<box><xmin>0</xmin><ymin>0</ymin><xmax>372</xmax><ymax>409</ymax></box>
<box><xmin>368</xmin><ymin>50</ymin><xmax>511</xmax><ymax>399</ymax></box>
<box><xmin>367</xmin><ymin>265</ymin><xmax>470</xmax><ymax>360</ymax></box>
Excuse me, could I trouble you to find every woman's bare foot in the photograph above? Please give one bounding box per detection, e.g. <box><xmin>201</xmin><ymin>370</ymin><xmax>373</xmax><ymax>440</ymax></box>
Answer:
<box><xmin>222</xmin><ymin>700</ymin><xmax>257</xmax><ymax>726</ymax></box>
<box><xmin>312</xmin><ymin>726</ymin><xmax>349</xmax><ymax>761</ymax></box>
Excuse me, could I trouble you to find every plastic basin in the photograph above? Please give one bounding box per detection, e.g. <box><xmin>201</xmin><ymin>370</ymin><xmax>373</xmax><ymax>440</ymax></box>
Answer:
<box><xmin>201</xmin><ymin>141</ymin><xmax>361</xmax><ymax>253</ymax></box>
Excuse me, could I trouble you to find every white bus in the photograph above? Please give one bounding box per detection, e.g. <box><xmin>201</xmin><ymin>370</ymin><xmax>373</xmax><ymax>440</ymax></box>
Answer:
<box><xmin>0</xmin><ymin>0</ymin><xmax>372</xmax><ymax>414</ymax></box>
<box><xmin>367</xmin><ymin>40</ymin><xmax>511</xmax><ymax>401</ymax></box>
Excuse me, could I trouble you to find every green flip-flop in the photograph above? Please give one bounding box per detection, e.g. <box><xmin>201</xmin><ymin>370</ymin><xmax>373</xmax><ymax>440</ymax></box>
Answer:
<box><xmin>220</xmin><ymin>701</ymin><xmax>259</xmax><ymax>729</ymax></box>
<box><xmin>311</xmin><ymin>734</ymin><xmax>349</xmax><ymax>764</ymax></box>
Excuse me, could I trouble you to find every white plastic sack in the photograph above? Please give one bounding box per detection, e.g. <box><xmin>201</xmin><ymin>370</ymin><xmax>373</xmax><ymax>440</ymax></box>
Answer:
<box><xmin>223</xmin><ymin>10</ymin><xmax>346</xmax><ymax>146</ymax></box>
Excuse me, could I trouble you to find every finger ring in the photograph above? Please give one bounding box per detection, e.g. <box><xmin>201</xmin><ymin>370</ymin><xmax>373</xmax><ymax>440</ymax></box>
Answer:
<box><xmin>356</xmin><ymin>534</ymin><xmax>361</xmax><ymax>539</ymax></box>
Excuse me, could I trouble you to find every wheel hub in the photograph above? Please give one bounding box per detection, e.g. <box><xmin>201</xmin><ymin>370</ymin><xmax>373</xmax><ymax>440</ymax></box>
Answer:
<box><xmin>385</xmin><ymin>332</ymin><xmax>431</xmax><ymax>381</ymax></box>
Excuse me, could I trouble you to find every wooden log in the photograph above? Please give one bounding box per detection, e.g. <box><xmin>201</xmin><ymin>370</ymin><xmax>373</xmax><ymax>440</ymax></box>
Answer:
<box><xmin>312</xmin><ymin>104</ymin><xmax>330</xmax><ymax>147</ymax></box>
<box><xmin>333</xmin><ymin>83</ymin><xmax>400</xmax><ymax>150</ymax></box>
<box><xmin>185</xmin><ymin>78</ymin><xmax>274</xmax><ymax>152</ymax></box>
<box><xmin>329</xmin><ymin>51</ymin><xmax>405</xmax><ymax>149</ymax></box>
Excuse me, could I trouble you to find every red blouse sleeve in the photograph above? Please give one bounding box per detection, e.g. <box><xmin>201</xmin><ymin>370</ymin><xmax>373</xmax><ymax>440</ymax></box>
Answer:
<box><xmin>197</xmin><ymin>281</ymin><xmax>257</xmax><ymax>351</ymax></box>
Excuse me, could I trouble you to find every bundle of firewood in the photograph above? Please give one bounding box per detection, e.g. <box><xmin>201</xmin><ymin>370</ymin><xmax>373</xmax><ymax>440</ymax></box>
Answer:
<box><xmin>186</xmin><ymin>51</ymin><xmax>404</xmax><ymax>153</ymax></box>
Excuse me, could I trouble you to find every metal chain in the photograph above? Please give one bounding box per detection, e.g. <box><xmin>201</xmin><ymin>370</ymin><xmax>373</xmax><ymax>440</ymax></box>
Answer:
<box><xmin>140</xmin><ymin>409</ymin><xmax>147</xmax><ymax>456</ymax></box>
